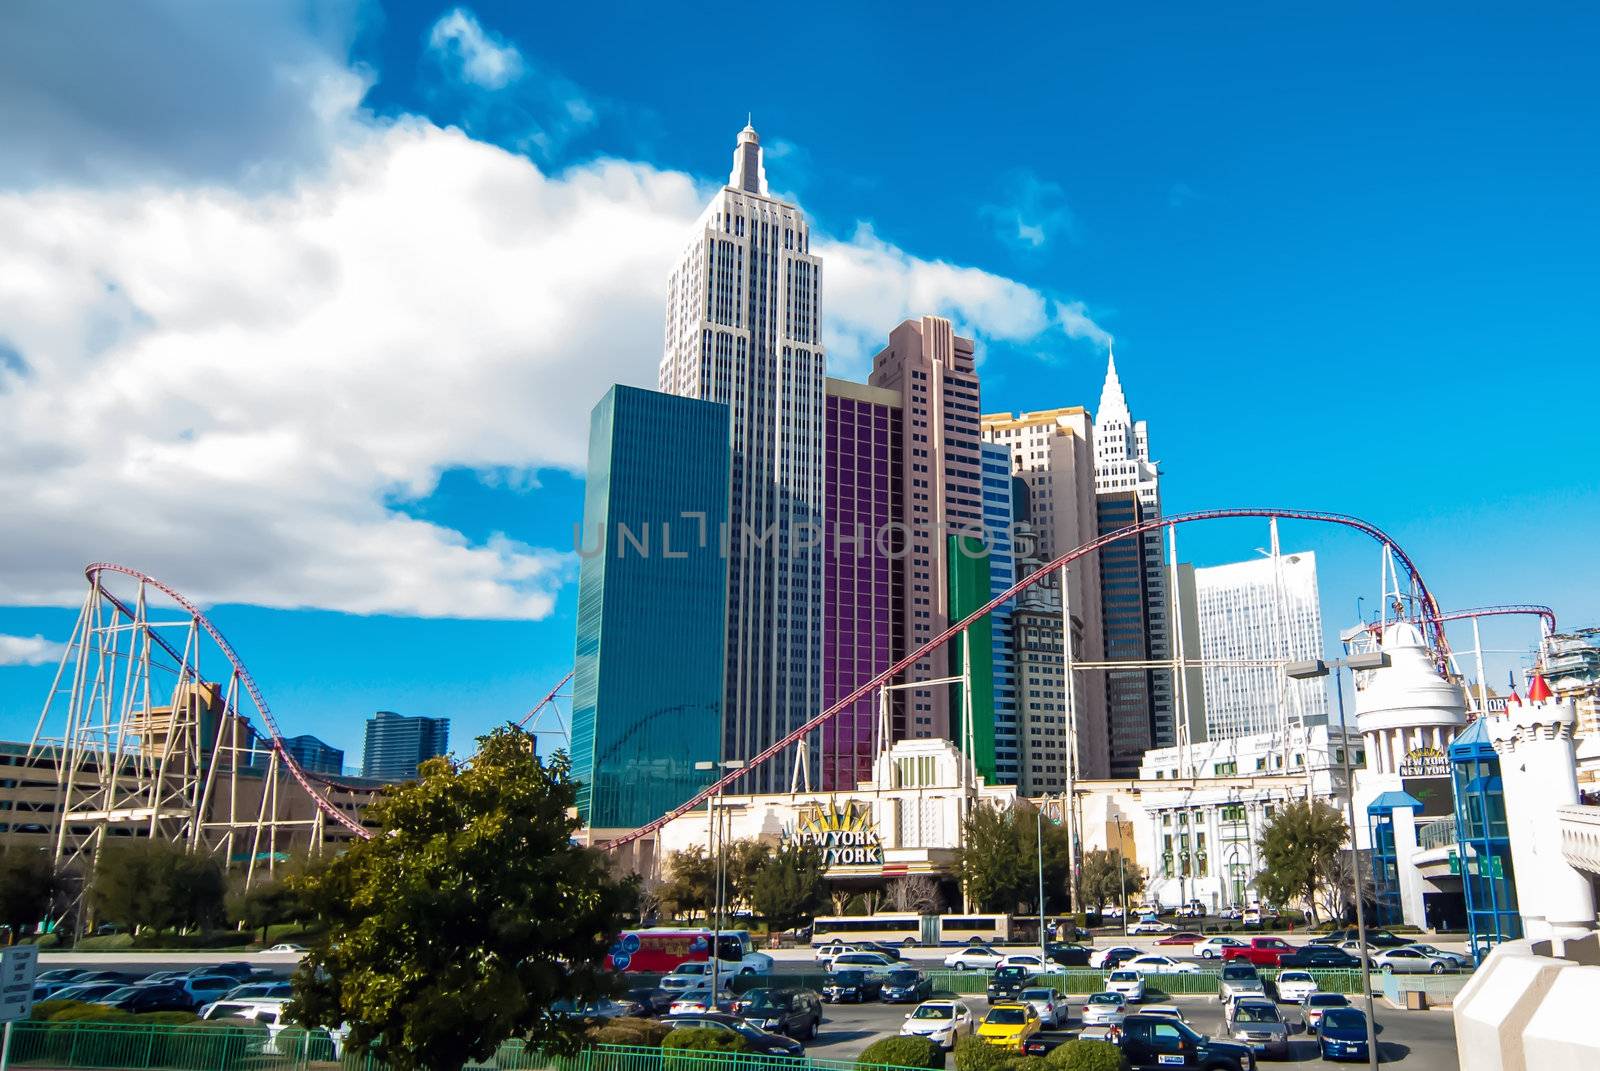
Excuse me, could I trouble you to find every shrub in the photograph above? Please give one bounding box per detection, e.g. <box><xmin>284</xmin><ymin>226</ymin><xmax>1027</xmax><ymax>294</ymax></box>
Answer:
<box><xmin>589</xmin><ymin>1018</ymin><xmax>671</xmax><ymax>1048</ymax></box>
<box><xmin>859</xmin><ymin>1035</ymin><xmax>945</xmax><ymax>1070</ymax></box>
<box><xmin>1045</xmin><ymin>1040</ymin><xmax>1126</xmax><ymax>1071</ymax></box>
<box><xmin>134</xmin><ymin>1011</ymin><xmax>199</xmax><ymax>1025</ymax></box>
<box><xmin>29</xmin><ymin>1000</ymin><xmax>98</xmax><ymax>1022</ymax></box>
<box><xmin>954</xmin><ymin>1035</ymin><xmax>1009</xmax><ymax>1071</ymax></box>
<box><xmin>1007</xmin><ymin>1057</ymin><xmax>1051</xmax><ymax>1071</ymax></box>
<box><xmin>662</xmin><ymin>1026</ymin><xmax>748</xmax><ymax>1054</ymax></box>
<box><xmin>43</xmin><ymin>1004</ymin><xmax>131</xmax><ymax>1023</ymax></box>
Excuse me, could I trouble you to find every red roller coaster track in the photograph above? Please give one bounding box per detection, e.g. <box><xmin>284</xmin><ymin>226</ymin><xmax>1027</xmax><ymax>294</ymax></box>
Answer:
<box><xmin>602</xmin><ymin>507</ymin><xmax>1451</xmax><ymax>850</ymax></box>
<box><xmin>84</xmin><ymin>563</ymin><xmax>371</xmax><ymax>840</ymax></box>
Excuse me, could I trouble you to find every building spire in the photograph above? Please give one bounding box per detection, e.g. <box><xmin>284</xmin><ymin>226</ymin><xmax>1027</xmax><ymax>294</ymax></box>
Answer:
<box><xmin>1096</xmin><ymin>344</ymin><xmax>1131</xmax><ymax>425</ymax></box>
<box><xmin>730</xmin><ymin>118</ymin><xmax>768</xmax><ymax>195</ymax></box>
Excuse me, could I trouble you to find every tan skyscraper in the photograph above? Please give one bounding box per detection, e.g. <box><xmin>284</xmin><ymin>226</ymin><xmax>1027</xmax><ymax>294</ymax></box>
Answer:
<box><xmin>981</xmin><ymin>407</ymin><xmax>1110</xmax><ymax>780</ymax></box>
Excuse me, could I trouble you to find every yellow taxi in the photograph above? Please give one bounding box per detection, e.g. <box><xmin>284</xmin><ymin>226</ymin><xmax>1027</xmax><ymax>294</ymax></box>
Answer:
<box><xmin>976</xmin><ymin>1001</ymin><xmax>1041</xmax><ymax>1051</ymax></box>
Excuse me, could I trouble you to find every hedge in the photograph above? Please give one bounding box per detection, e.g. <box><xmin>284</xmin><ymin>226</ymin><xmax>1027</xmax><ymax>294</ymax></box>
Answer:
<box><xmin>1045</xmin><ymin>1040</ymin><xmax>1125</xmax><ymax>1071</ymax></box>
<box><xmin>858</xmin><ymin>1036</ymin><xmax>945</xmax><ymax>1070</ymax></box>
<box><xmin>662</xmin><ymin>1026</ymin><xmax>750</xmax><ymax>1054</ymax></box>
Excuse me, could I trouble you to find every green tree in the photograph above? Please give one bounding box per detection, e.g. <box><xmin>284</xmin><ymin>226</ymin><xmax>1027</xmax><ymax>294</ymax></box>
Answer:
<box><xmin>90</xmin><ymin>839</ymin><xmax>225</xmax><ymax>934</ymax></box>
<box><xmin>657</xmin><ymin>847</ymin><xmax>715</xmax><ymax>920</ymax></box>
<box><xmin>288</xmin><ymin>727</ymin><xmax>635</xmax><ymax>1071</ymax></box>
<box><xmin>1077</xmin><ymin>849</ymin><xmax>1144</xmax><ymax>913</ymax></box>
<box><xmin>956</xmin><ymin>805</ymin><xmax>1070</xmax><ymax>913</ymax></box>
<box><xmin>226</xmin><ymin>852</ymin><xmax>327</xmax><ymax>944</ymax></box>
<box><xmin>748</xmin><ymin>842</ymin><xmax>826</xmax><ymax>931</ymax></box>
<box><xmin>1255</xmin><ymin>799</ymin><xmax>1347</xmax><ymax>924</ymax></box>
<box><xmin>723</xmin><ymin>839</ymin><xmax>772</xmax><ymax>913</ymax></box>
<box><xmin>0</xmin><ymin>847</ymin><xmax>60</xmax><ymax>940</ymax></box>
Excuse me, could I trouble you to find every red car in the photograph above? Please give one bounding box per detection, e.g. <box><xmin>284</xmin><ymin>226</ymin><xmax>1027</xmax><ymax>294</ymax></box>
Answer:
<box><xmin>1221</xmin><ymin>936</ymin><xmax>1299</xmax><ymax>966</ymax></box>
<box><xmin>1156</xmin><ymin>931</ymin><xmax>1204</xmax><ymax>946</ymax></box>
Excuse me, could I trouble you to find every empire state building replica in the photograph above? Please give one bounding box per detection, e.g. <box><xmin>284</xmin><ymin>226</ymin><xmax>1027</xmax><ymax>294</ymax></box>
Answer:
<box><xmin>660</xmin><ymin>123</ymin><xmax>825</xmax><ymax>792</ymax></box>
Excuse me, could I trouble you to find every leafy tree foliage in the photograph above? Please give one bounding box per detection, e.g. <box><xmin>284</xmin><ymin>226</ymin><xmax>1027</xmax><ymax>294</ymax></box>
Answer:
<box><xmin>723</xmin><ymin>839</ymin><xmax>772</xmax><ymax>911</ymax></box>
<box><xmin>748</xmin><ymin>842</ymin><xmax>827</xmax><ymax>931</ymax></box>
<box><xmin>90</xmin><ymin>839</ymin><xmax>226</xmax><ymax>934</ymax></box>
<box><xmin>288</xmin><ymin>727</ymin><xmax>635</xmax><ymax>1071</ymax></box>
<box><xmin>657</xmin><ymin>847</ymin><xmax>715</xmax><ymax>919</ymax></box>
<box><xmin>1077</xmin><ymin>849</ymin><xmax>1144</xmax><ymax>913</ymax></box>
<box><xmin>0</xmin><ymin>847</ymin><xmax>60</xmax><ymax>939</ymax></box>
<box><xmin>1255</xmin><ymin>799</ymin><xmax>1347</xmax><ymax>924</ymax></box>
<box><xmin>226</xmin><ymin>854</ymin><xmax>325</xmax><ymax>945</ymax></box>
<box><xmin>956</xmin><ymin>805</ymin><xmax>1070</xmax><ymax>913</ymax></box>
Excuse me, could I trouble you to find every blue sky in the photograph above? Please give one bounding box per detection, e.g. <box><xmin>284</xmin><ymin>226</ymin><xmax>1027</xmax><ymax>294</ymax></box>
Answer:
<box><xmin>1</xmin><ymin>1</ymin><xmax>1596</xmax><ymax>766</ymax></box>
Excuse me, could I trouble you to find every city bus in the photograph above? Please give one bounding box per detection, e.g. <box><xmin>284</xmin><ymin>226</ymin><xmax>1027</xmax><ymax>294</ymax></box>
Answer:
<box><xmin>810</xmin><ymin>914</ymin><xmax>1015</xmax><ymax>947</ymax></box>
<box><xmin>605</xmin><ymin>928</ymin><xmax>772</xmax><ymax>974</ymax></box>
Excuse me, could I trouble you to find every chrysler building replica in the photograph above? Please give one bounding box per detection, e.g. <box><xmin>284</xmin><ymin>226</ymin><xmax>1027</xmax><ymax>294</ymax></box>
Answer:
<box><xmin>660</xmin><ymin>124</ymin><xmax>825</xmax><ymax>791</ymax></box>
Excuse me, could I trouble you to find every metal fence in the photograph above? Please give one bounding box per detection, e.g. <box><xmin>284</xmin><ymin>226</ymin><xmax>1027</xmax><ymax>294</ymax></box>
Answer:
<box><xmin>729</xmin><ymin>967</ymin><xmax>1373</xmax><ymax>997</ymax></box>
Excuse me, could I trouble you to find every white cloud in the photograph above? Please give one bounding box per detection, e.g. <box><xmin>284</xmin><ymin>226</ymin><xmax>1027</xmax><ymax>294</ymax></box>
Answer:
<box><xmin>0</xmin><ymin>634</ymin><xmax>65</xmax><ymax>667</ymax></box>
<box><xmin>0</xmin><ymin>15</ymin><xmax>1111</xmax><ymax>621</ymax></box>
<box><xmin>428</xmin><ymin>8</ymin><xmax>526</xmax><ymax>91</ymax></box>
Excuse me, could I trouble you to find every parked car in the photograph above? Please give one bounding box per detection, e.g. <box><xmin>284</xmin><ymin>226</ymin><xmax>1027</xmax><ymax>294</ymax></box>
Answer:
<box><xmin>66</xmin><ymin>971</ymin><xmax>141</xmax><ymax>986</ymax></box>
<box><xmin>552</xmin><ymin>998</ymin><xmax>639</xmax><ymax>1020</ymax></box>
<box><xmin>668</xmin><ymin>985</ymin><xmax>737</xmax><ymax>1016</ymax></box>
<box><xmin>1278</xmin><ymin>945</ymin><xmax>1363</xmax><ymax>970</ymax></box>
<box><xmin>1080</xmin><ymin>991</ymin><xmax>1128</xmax><ymax>1029</ymax></box>
<box><xmin>96</xmin><ymin>985</ymin><xmax>196</xmax><ymax>1014</ymax></box>
<box><xmin>976</xmin><ymin>1002</ymin><xmax>1042</xmax><ymax>1052</ymax></box>
<box><xmin>1123</xmin><ymin>954</ymin><xmax>1199</xmax><ymax>976</ymax></box>
<box><xmin>733</xmin><ymin>988</ymin><xmax>822</xmax><ymax>1039</ymax></box>
<box><xmin>1128</xmin><ymin>919</ymin><xmax>1177</xmax><ymax>935</ymax></box>
<box><xmin>1139</xmin><ymin>1004</ymin><xmax>1189</xmax><ymax>1025</ymax></box>
<box><xmin>223</xmin><ymin>981</ymin><xmax>294</xmax><ymax>1000</ymax></box>
<box><xmin>1105</xmin><ymin>969</ymin><xmax>1145</xmax><ymax>1003</ymax></box>
<box><xmin>1313</xmin><ymin>928</ymin><xmax>1410</xmax><ymax>949</ymax></box>
<box><xmin>1194</xmin><ymin>936</ymin><xmax>1246</xmax><ymax>960</ymax></box>
<box><xmin>1018</xmin><ymin>986</ymin><xmax>1067</xmax><ymax>1028</ymax></box>
<box><xmin>1043</xmin><ymin>942</ymin><xmax>1093</xmax><ymax>967</ymax></box>
<box><xmin>626</xmin><ymin>987</ymin><xmax>675</xmax><ymax>1017</ymax></box>
<box><xmin>1274</xmin><ymin>970</ymin><xmax>1318</xmax><ymax>1004</ymax></box>
<box><xmin>900</xmin><ymin>999</ymin><xmax>978</xmax><ymax>1050</ymax></box>
<box><xmin>1316</xmin><ymin>1006</ymin><xmax>1373</xmax><ymax>1062</ymax></box>
<box><xmin>1090</xmin><ymin>945</ymin><xmax>1142</xmax><ymax>969</ymax></box>
<box><xmin>49</xmin><ymin>983</ymin><xmax>128</xmax><ymax>1003</ymax></box>
<box><xmin>880</xmin><ymin>969</ymin><xmax>932</xmax><ymax>1004</ymax></box>
<box><xmin>182</xmin><ymin>974</ymin><xmax>243</xmax><ymax>1005</ymax></box>
<box><xmin>813</xmin><ymin>940</ymin><xmax>860</xmax><ymax>964</ymax></box>
<box><xmin>822</xmin><ymin>969</ymin><xmax>880</xmax><ymax>1004</ymax></box>
<box><xmin>200</xmin><ymin>962</ymin><xmax>258</xmax><ymax>981</ymax></box>
<box><xmin>986</xmin><ymin>965</ymin><xmax>1034</xmax><ymax>1002</ymax></box>
<box><xmin>1225</xmin><ymin>997</ymin><xmax>1290</xmax><ymax>1060</ymax></box>
<box><xmin>1373</xmin><ymin>946</ymin><xmax>1454</xmax><ymax>974</ymax></box>
<box><xmin>828</xmin><ymin>951</ymin><xmax>896</xmax><ymax>973</ymax></box>
<box><xmin>1221</xmin><ymin>937</ymin><xmax>1299</xmax><ymax>967</ymax></box>
<box><xmin>661</xmin><ymin>962</ymin><xmax>717</xmax><ymax>992</ymax></box>
<box><xmin>944</xmin><ymin>945</ymin><xmax>1006</xmax><ymax>971</ymax></box>
<box><xmin>996</xmin><ymin>953</ymin><xmax>1066</xmax><ymax>975</ymax></box>
<box><xmin>36</xmin><ymin>969</ymin><xmax>87</xmax><ymax>984</ymax></box>
<box><xmin>659</xmin><ymin>1013</ymin><xmax>803</xmax><ymax>1057</ymax></box>
<box><xmin>1217</xmin><ymin>963</ymin><xmax>1266</xmax><ymax>1003</ymax></box>
<box><xmin>260</xmin><ymin>943</ymin><xmax>306</xmax><ymax>954</ymax></box>
<box><xmin>1157</xmin><ymin>931</ymin><xmax>1205</xmax><ymax>946</ymax></box>
<box><xmin>861</xmin><ymin>942</ymin><xmax>905</xmax><ymax>960</ymax></box>
<box><xmin>1300</xmin><ymin>992</ymin><xmax>1351</xmax><ymax>1032</ymax></box>
<box><xmin>1120</xmin><ymin>1013</ymin><xmax>1256</xmax><ymax>1070</ymax></box>
<box><xmin>1335</xmin><ymin>940</ymin><xmax>1379</xmax><ymax>962</ymax></box>
<box><xmin>1395</xmin><ymin>943</ymin><xmax>1469</xmax><ymax>969</ymax></box>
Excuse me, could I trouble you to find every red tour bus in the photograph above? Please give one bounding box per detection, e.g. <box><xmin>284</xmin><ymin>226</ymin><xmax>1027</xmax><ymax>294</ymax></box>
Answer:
<box><xmin>606</xmin><ymin>927</ymin><xmax>770</xmax><ymax>974</ymax></box>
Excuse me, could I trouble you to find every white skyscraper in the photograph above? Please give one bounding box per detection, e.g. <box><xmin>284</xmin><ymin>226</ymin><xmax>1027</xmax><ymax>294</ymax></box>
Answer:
<box><xmin>660</xmin><ymin>124</ymin><xmax>825</xmax><ymax>791</ymax></box>
<box><xmin>1093</xmin><ymin>349</ymin><xmax>1160</xmax><ymax>512</ymax></box>
<box><xmin>1194</xmin><ymin>552</ymin><xmax>1330</xmax><ymax>740</ymax></box>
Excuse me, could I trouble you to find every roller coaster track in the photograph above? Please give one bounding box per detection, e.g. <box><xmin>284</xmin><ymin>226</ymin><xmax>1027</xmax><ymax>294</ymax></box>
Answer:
<box><xmin>601</xmin><ymin>506</ymin><xmax>1451</xmax><ymax>850</ymax></box>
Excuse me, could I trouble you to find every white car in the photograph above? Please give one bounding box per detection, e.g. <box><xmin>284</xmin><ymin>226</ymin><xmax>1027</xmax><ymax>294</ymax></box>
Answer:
<box><xmin>1194</xmin><ymin>936</ymin><xmax>1245</xmax><ymax>960</ymax></box>
<box><xmin>813</xmin><ymin>941</ymin><xmax>861</xmax><ymax>964</ymax></box>
<box><xmin>1140</xmin><ymin>1004</ymin><xmax>1188</xmax><ymax>1024</ymax></box>
<box><xmin>828</xmin><ymin>952</ymin><xmax>896</xmax><ymax>973</ymax></box>
<box><xmin>1123</xmin><ymin>954</ymin><xmax>1199</xmax><ymax>976</ymax></box>
<box><xmin>1275</xmin><ymin>970</ymin><xmax>1318</xmax><ymax>1003</ymax></box>
<box><xmin>899</xmin><ymin>999</ymin><xmax>977</xmax><ymax>1050</ymax></box>
<box><xmin>1018</xmin><ymin>986</ymin><xmax>1067</xmax><ymax>1027</ymax></box>
<box><xmin>943</xmin><ymin>946</ymin><xmax>1005</xmax><ymax>971</ymax></box>
<box><xmin>668</xmin><ymin>986</ymin><xmax>735</xmax><ymax>1015</ymax></box>
<box><xmin>661</xmin><ymin>961</ymin><xmax>715</xmax><ymax>991</ymax></box>
<box><xmin>1081</xmin><ymin>991</ymin><xmax>1128</xmax><ymax>1027</ymax></box>
<box><xmin>1105</xmin><ymin>969</ymin><xmax>1145</xmax><ymax>1003</ymax></box>
<box><xmin>1127</xmin><ymin>920</ymin><xmax>1177</xmax><ymax>935</ymax></box>
<box><xmin>258</xmin><ymin>944</ymin><xmax>305</xmax><ymax>954</ymax></box>
<box><xmin>997</xmin><ymin>953</ymin><xmax>1066</xmax><ymax>975</ymax></box>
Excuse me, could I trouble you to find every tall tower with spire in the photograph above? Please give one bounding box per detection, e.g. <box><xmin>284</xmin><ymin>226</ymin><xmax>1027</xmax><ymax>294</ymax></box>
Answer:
<box><xmin>660</xmin><ymin>123</ymin><xmax>825</xmax><ymax>792</ymax></box>
<box><xmin>1093</xmin><ymin>348</ymin><xmax>1176</xmax><ymax>774</ymax></box>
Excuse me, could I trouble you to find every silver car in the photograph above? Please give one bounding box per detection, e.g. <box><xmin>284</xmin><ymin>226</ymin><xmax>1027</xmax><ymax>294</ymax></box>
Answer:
<box><xmin>1019</xmin><ymin>987</ymin><xmax>1065</xmax><ymax>1028</ymax></box>
<box><xmin>1373</xmin><ymin>946</ymin><xmax>1453</xmax><ymax>974</ymax></box>
<box><xmin>1395</xmin><ymin>943</ymin><xmax>1468</xmax><ymax>969</ymax></box>
<box><xmin>1218</xmin><ymin>963</ymin><xmax>1266</xmax><ymax>1003</ymax></box>
<box><xmin>1227</xmin><ymin>997</ymin><xmax>1290</xmax><ymax>1059</ymax></box>
<box><xmin>1081</xmin><ymin>991</ymin><xmax>1127</xmax><ymax>1027</ymax></box>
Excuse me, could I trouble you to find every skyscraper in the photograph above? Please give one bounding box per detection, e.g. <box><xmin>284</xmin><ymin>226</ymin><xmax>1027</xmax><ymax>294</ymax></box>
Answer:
<box><xmin>361</xmin><ymin>711</ymin><xmax>449</xmax><ymax>782</ymax></box>
<box><xmin>660</xmin><ymin>124</ymin><xmax>824</xmax><ymax>792</ymax></box>
<box><xmin>869</xmin><ymin>316</ymin><xmax>985</xmax><ymax>742</ymax></box>
<box><xmin>982</xmin><ymin>442</ymin><xmax>1020</xmax><ymax>784</ymax></box>
<box><xmin>980</xmin><ymin>407</ymin><xmax>1109</xmax><ymax>779</ymax></box>
<box><xmin>822</xmin><ymin>377</ymin><xmax>904</xmax><ymax>790</ymax></box>
<box><xmin>1092</xmin><ymin>351</ymin><xmax>1174</xmax><ymax>768</ymax></box>
<box><xmin>570</xmin><ymin>385</ymin><xmax>729</xmax><ymax>830</ymax></box>
<box><xmin>1194</xmin><ymin>552</ymin><xmax>1330</xmax><ymax>739</ymax></box>
<box><xmin>281</xmin><ymin>734</ymin><xmax>344</xmax><ymax>777</ymax></box>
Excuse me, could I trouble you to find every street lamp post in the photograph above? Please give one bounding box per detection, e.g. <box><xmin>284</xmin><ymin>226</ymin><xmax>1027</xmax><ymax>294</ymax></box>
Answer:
<box><xmin>1037</xmin><ymin>801</ymin><xmax>1048</xmax><ymax>959</ymax></box>
<box><xmin>1285</xmin><ymin>652</ymin><xmax>1389</xmax><ymax>1071</ymax></box>
<box><xmin>694</xmin><ymin>758</ymin><xmax>746</xmax><ymax>1001</ymax></box>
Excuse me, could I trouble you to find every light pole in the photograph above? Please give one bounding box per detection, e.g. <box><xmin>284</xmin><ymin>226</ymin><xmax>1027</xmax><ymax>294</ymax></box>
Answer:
<box><xmin>694</xmin><ymin>758</ymin><xmax>746</xmax><ymax>1000</ymax></box>
<box><xmin>1114</xmin><ymin>818</ymin><xmax>1129</xmax><ymax>937</ymax></box>
<box><xmin>1286</xmin><ymin>651</ymin><xmax>1389</xmax><ymax>1071</ymax></box>
<box><xmin>1037</xmin><ymin>801</ymin><xmax>1048</xmax><ymax>959</ymax></box>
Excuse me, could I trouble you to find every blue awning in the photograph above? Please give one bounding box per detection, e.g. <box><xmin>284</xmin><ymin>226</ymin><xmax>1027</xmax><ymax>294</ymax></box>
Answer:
<box><xmin>1368</xmin><ymin>790</ymin><xmax>1424</xmax><ymax>815</ymax></box>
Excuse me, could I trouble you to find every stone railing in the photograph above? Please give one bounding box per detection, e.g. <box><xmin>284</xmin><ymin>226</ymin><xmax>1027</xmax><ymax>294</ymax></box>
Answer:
<box><xmin>1556</xmin><ymin>803</ymin><xmax>1600</xmax><ymax>876</ymax></box>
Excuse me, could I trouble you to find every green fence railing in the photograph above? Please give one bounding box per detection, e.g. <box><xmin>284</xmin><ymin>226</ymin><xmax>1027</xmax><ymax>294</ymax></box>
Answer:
<box><xmin>734</xmin><ymin>966</ymin><xmax>1376</xmax><ymax>998</ymax></box>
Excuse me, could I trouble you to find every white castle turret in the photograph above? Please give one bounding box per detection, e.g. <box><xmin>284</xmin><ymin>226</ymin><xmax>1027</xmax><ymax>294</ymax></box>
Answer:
<box><xmin>1354</xmin><ymin>621</ymin><xmax>1467</xmax><ymax>775</ymax></box>
<box><xmin>1486</xmin><ymin>674</ymin><xmax>1596</xmax><ymax>939</ymax></box>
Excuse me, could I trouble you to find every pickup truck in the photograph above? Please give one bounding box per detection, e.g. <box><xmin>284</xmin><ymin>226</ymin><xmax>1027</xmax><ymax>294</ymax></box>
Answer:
<box><xmin>1220</xmin><ymin>937</ymin><xmax>1299</xmax><ymax>967</ymax></box>
<box><xmin>1020</xmin><ymin>1015</ymin><xmax>1256</xmax><ymax>1070</ymax></box>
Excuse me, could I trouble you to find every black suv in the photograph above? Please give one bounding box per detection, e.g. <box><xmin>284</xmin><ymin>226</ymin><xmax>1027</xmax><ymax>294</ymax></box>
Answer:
<box><xmin>733</xmin><ymin>988</ymin><xmax>823</xmax><ymax>1039</ymax></box>
<box><xmin>1312</xmin><ymin>928</ymin><xmax>1409</xmax><ymax>949</ymax></box>
<box><xmin>98</xmin><ymin>985</ymin><xmax>195</xmax><ymax>1014</ymax></box>
<box><xmin>1279</xmin><ymin>945</ymin><xmax>1363</xmax><ymax>970</ymax></box>
<box><xmin>1120</xmin><ymin>1013</ymin><xmax>1256</xmax><ymax>1070</ymax></box>
<box><xmin>1044</xmin><ymin>942</ymin><xmax>1093</xmax><ymax>967</ymax></box>
<box><xmin>822</xmin><ymin>970</ymin><xmax>881</xmax><ymax>1003</ymax></box>
<box><xmin>880</xmin><ymin>970</ymin><xmax>932</xmax><ymax>1004</ymax></box>
<box><xmin>986</xmin><ymin>965</ymin><xmax>1032</xmax><ymax>1002</ymax></box>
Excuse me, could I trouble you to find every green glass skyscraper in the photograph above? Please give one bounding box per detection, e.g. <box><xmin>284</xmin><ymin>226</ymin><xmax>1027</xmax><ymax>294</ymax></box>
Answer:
<box><xmin>570</xmin><ymin>385</ymin><xmax>730</xmax><ymax>831</ymax></box>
